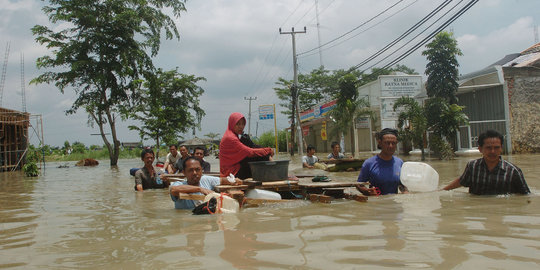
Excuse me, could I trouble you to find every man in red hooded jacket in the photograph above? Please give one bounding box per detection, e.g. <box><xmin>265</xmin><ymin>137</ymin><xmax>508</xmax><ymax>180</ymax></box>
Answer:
<box><xmin>219</xmin><ymin>112</ymin><xmax>274</xmax><ymax>179</ymax></box>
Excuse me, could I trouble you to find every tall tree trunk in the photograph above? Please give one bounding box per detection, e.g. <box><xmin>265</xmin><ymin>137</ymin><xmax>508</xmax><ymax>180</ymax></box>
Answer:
<box><xmin>90</xmin><ymin>111</ymin><xmax>117</xmax><ymax>165</ymax></box>
<box><xmin>155</xmin><ymin>135</ymin><xmax>160</xmax><ymax>161</ymax></box>
<box><xmin>105</xmin><ymin>110</ymin><xmax>120</xmax><ymax>166</ymax></box>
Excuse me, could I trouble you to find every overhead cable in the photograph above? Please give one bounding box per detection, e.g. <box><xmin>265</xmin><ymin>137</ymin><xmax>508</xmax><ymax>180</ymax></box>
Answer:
<box><xmin>298</xmin><ymin>0</ymin><xmax>406</xmax><ymax>56</ymax></box>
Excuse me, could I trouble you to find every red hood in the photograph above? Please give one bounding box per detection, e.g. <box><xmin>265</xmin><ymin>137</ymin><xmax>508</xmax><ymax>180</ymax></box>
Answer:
<box><xmin>227</xmin><ymin>112</ymin><xmax>245</xmax><ymax>135</ymax></box>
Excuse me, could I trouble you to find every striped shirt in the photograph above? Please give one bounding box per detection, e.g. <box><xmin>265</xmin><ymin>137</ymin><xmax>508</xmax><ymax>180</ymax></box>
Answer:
<box><xmin>459</xmin><ymin>157</ymin><xmax>530</xmax><ymax>195</ymax></box>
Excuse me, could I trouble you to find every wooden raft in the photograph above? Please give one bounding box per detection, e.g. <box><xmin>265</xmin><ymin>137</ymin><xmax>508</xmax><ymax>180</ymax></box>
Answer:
<box><xmin>216</xmin><ymin>179</ymin><xmax>367</xmax><ymax>204</ymax></box>
<box><xmin>161</xmin><ymin>173</ymin><xmax>367</xmax><ymax>204</ymax></box>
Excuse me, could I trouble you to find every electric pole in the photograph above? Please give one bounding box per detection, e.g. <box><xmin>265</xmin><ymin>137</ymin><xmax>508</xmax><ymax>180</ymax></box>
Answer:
<box><xmin>280</xmin><ymin>27</ymin><xmax>306</xmax><ymax>156</ymax></box>
<box><xmin>315</xmin><ymin>0</ymin><xmax>324</xmax><ymax>67</ymax></box>
<box><xmin>244</xmin><ymin>96</ymin><xmax>257</xmax><ymax>136</ymax></box>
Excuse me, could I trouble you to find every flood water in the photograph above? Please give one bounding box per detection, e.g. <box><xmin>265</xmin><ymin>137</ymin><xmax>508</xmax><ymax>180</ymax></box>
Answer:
<box><xmin>1</xmin><ymin>153</ymin><xmax>539</xmax><ymax>269</ymax></box>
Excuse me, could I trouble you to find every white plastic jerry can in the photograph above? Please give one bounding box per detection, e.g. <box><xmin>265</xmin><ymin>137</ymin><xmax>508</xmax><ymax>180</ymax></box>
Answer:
<box><xmin>400</xmin><ymin>162</ymin><xmax>439</xmax><ymax>192</ymax></box>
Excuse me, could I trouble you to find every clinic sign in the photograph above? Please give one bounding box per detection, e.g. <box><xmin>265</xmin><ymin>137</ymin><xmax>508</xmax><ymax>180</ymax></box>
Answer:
<box><xmin>379</xmin><ymin>75</ymin><xmax>423</xmax><ymax>121</ymax></box>
<box><xmin>380</xmin><ymin>76</ymin><xmax>422</xmax><ymax>97</ymax></box>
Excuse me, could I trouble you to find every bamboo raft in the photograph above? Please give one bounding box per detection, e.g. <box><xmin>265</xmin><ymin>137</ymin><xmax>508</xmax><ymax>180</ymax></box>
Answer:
<box><xmin>160</xmin><ymin>173</ymin><xmax>368</xmax><ymax>205</ymax></box>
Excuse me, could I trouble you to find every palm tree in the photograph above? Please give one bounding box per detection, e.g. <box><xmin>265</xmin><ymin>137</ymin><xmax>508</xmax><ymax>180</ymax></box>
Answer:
<box><xmin>425</xmin><ymin>97</ymin><xmax>469</xmax><ymax>159</ymax></box>
<box><xmin>328</xmin><ymin>74</ymin><xmax>372</xmax><ymax>154</ymax></box>
<box><xmin>393</xmin><ymin>96</ymin><xmax>428</xmax><ymax>161</ymax></box>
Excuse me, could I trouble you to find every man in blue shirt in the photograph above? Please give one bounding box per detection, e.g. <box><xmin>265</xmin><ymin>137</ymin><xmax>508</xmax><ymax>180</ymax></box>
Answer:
<box><xmin>169</xmin><ymin>156</ymin><xmax>242</xmax><ymax>209</ymax></box>
<box><xmin>356</xmin><ymin>128</ymin><xmax>408</xmax><ymax>196</ymax></box>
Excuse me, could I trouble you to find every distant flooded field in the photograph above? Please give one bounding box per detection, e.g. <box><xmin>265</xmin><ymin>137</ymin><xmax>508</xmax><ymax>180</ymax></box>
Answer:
<box><xmin>1</xmin><ymin>154</ymin><xmax>539</xmax><ymax>269</ymax></box>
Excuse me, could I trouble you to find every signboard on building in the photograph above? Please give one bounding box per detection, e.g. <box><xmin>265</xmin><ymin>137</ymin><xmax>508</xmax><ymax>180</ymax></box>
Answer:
<box><xmin>302</xmin><ymin>125</ymin><xmax>310</xmax><ymax>136</ymax></box>
<box><xmin>321</xmin><ymin>121</ymin><xmax>327</xmax><ymax>140</ymax></box>
<box><xmin>300</xmin><ymin>100</ymin><xmax>337</xmax><ymax>122</ymax></box>
<box><xmin>380</xmin><ymin>98</ymin><xmax>403</xmax><ymax>120</ymax></box>
<box><xmin>355</xmin><ymin>117</ymin><xmax>370</xmax><ymax>129</ymax></box>
<box><xmin>259</xmin><ymin>105</ymin><xmax>274</xmax><ymax>120</ymax></box>
<box><xmin>380</xmin><ymin>76</ymin><xmax>422</xmax><ymax>97</ymax></box>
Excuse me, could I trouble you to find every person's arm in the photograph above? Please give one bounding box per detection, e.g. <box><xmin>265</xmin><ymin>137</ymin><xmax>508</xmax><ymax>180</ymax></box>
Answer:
<box><xmin>302</xmin><ymin>156</ymin><xmax>314</xmax><ymax>168</ymax></box>
<box><xmin>134</xmin><ymin>170</ymin><xmax>144</xmax><ymax>191</ymax></box>
<box><xmin>511</xmin><ymin>167</ymin><xmax>530</xmax><ymax>194</ymax></box>
<box><xmin>443</xmin><ymin>177</ymin><xmax>462</xmax><ymax>191</ymax></box>
<box><xmin>230</xmin><ymin>137</ymin><xmax>274</xmax><ymax>158</ymax></box>
<box><xmin>163</xmin><ymin>161</ymin><xmax>170</xmax><ymax>171</ymax></box>
<box><xmin>170</xmin><ymin>184</ymin><xmax>213</xmax><ymax>196</ymax></box>
<box><xmin>355</xmin><ymin>183</ymin><xmax>378</xmax><ymax>196</ymax></box>
<box><xmin>219</xmin><ymin>177</ymin><xmax>243</xmax><ymax>185</ymax></box>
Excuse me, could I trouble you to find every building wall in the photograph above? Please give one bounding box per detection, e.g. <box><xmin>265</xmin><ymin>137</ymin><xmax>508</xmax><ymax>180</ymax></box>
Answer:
<box><xmin>504</xmin><ymin>67</ymin><xmax>540</xmax><ymax>152</ymax></box>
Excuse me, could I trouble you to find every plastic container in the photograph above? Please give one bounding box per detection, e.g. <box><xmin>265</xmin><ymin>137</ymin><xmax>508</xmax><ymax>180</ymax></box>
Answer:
<box><xmin>400</xmin><ymin>162</ymin><xmax>439</xmax><ymax>192</ymax></box>
<box><xmin>204</xmin><ymin>193</ymin><xmax>240</xmax><ymax>213</ymax></box>
<box><xmin>248</xmin><ymin>160</ymin><xmax>290</xmax><ymax>182</ymax></box>
<box><xmin>245</xmin><ymin>189</ymin><xmax>282</xmax><ymax>200</ymax></box>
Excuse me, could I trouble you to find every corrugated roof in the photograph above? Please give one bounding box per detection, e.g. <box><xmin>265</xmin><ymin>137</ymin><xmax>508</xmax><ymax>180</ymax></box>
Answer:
<box><xmin>460</xmin><ymin>42</ymin><xmax>540</xmax><ymax>82</ymax></box>
<box><xmin>521</xmin><ymin>42</ymin><xmax>540</xmax><ymax>55</ymax></box>
<box><xmin>502</xmin><ymin>52</ymin><xmax>540</xmax><ymax>67</ymax></box>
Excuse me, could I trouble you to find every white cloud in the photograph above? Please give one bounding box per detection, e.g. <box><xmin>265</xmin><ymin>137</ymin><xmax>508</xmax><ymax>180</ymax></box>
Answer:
<box><xmin>1</xmin><ymin>0</ymin><xmax>540</xmax><ymax>146</ymax></box>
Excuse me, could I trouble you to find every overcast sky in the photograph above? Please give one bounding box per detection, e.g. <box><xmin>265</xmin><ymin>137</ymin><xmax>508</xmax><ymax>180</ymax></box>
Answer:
<box><xmin>0</xmin><ymin>0</ymin><xmax>538</xmax><ymax>147</ymax></box>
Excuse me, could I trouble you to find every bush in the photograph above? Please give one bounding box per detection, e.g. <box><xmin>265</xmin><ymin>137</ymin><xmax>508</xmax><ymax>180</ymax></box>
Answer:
<box><xmin>430</xmin><ymin>135</ymin><xmax>454</xmax><ymax>160</ymax></box>
<box><xmin>23</xmin><ymin>162</ymin><xmax>39</xmax><ymax>177</ymax></box>
<box><xmin>253</xmin><ymin>130</ymin><xmax>288</xmax><ymax>152</ymax></box>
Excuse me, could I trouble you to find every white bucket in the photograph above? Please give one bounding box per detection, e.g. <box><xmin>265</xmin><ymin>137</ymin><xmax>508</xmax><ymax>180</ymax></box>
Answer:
<box><xmin>204</xmin><ymin>193</ymin><xmax>240</xmax><ymax>213</ymax></box>
<box><xmin>245</xmin><ymin>189</ymin><xmax>282</xmax><ymax>200</ymax></box>
<box><xmin>400</xmin><ymin>162</ymin><xmax>439</xmax><ymax>192</ymax></box>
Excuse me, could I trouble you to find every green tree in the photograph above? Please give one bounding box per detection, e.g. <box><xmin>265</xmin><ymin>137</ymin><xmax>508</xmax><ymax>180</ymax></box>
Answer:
<box><xmin>71</xmin><ymin>141</ymin><xmax>86</xmax><ymax>154</ymax></box>
<box><xmin>425</xmin><ymin>98</ymin><xmax>469</xmax><ymax>159</ymax></box>
<box><xmin>393</xmin><ymin>97</ymin><xmax>428</xmax><ymax>161</ymax></box>
<box><xmin>31</xmin><ymin>0</ymin><xmax>187</xmax><ymax>165</ymax></box>
<box><xmin>253</xmin><ymin>130</ymin><xmax>288</xmax><ymax>152</ymax></box>
<box><xmin>328</xmin><ymin>73</ymin><xmax>371</xmax><ymax>149</ymax></box>
<box><xmin>422</xmin><ymin>31</ymin><xmax>462</xmax><ymax>103</ymax></box>
<box><xmin>204</xmin><ymin>132</ymin><xmax>221</xmax><ymax>141</ymax></box>
<box><xmin>129</xmin><ymin>68</ymin><xmax>205</xmax><ymax>159</ymax></box>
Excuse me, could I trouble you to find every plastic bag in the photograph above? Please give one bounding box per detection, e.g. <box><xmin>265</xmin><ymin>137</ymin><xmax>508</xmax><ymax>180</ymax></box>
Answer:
<box><xmin>192</xmin><ymin>197</ymin><xmax>217</xmax><ymax>215</ymax></box>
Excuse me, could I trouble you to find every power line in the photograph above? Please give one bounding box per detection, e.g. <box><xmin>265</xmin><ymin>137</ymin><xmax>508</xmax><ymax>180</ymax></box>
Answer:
<box><xmin>351</xmin><ymin>0</ymin><xmax>454</xmax><ymax>71</ymax></box>
<box><xmin>299</xmin><ymin>0</ymin><xmax>419</xmax><ymax>59</ymax></box>
<box><xmin>298</xmin><ymin>0</ymin><xmax>407</xmax><ymax>57</ymax></box>
<box><xmin>380</xmin><ymin>0</ymin><xmax>479</xmax><ymax>70</ymax></box>
<box><xmin>249</xmin><ymin>0</ymin><xmax>306</xmax><ymax>93</ymax></box>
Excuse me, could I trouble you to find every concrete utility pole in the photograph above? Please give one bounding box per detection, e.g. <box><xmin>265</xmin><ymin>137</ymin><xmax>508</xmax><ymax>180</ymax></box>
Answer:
<box><xmin>244</xmin><ymin>96</ymin><xmax>257</xmax><ymax>136</ymax></box>
<box><xmin>315</xmin><ymin>0</ymin><xmax>324</xmax><ymax>67</ymax></box>
<box><xmin>280</xmin><ymin>27</ymin><xmax>306</xmax><ymax>156</ymax></box>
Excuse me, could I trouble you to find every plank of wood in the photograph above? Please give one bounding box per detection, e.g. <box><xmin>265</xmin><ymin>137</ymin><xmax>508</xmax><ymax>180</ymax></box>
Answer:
<box><xmin>242</xmin><ymin>180</ymin><xmax>262</xmax><ymax>187</ymax></box>
<box><xmin>308</xmin><ymin>194</ymin><xmax>332</xmax><ymax>203</ymax></box>
<box><xmin>261</xmin><ymin>180</ymin><xmax>299</xmax><ymax>186</ymax></box>
<box><xmin>299</xmin><ymin>182</ymin><xmax>358</xmax><ymax>188</ymax></box>
<box><xmin>177</xmin><ymin>193</ymin><xmax>291</xmax><ymax>206</ymax></box>
<box><xmin>293</xmin><ymin>174</ymin><xmax>316</xmax><ymax>178</ymax></box>
<box><xmin>344</xmin><ymin>193</ymin><xmax>368</xmax><ymax>202</ymax></box>
<box><xmin>319</xmin><ymin>158</ymin><xmax>365</xmax><ymax>164</ymax></box>
<box><xmin>215</xmin><ymin>185</ymin><xmax>249</xmax><ymax>192</ymax></box>
<box><xmin>178</xmin><ymin>193</ymin><xmax>205</xmax><ymax>200</ymax></box>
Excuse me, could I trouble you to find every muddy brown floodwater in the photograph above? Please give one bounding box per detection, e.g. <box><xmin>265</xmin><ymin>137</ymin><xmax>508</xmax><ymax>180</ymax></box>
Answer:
<box><xmin>1</xmin><ymin>153</ymin><xmax>539</xmax><ymax>269</ymax></box>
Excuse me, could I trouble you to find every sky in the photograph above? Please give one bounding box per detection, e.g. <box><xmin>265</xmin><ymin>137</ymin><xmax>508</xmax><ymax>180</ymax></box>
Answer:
<box><xmin>0</xmin><ymin>0</ymin><xmax>538</xmax><ymax>147</ymax></box>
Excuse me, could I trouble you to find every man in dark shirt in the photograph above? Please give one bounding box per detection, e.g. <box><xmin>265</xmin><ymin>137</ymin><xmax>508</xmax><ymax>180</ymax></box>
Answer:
<box><xmin>193</xmin><ymin>146</ymin><xmax>211</xmax><ymax>173</ymax></box>
<box><xmin>443</xmin><ymin>130</ymin><xmax>530</xmax><ymax>195</ymax></box>
<box><xmin>134</xmin><ymin>148</ymin><xmax>169</xmax><ymax>191</ymax></box>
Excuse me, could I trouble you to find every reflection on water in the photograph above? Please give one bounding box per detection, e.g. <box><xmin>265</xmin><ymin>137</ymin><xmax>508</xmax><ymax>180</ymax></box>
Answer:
<box><xmin>1</xmin><ymin>154</ymin><xmax>539</xmax><ymax>269</ymax></box>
